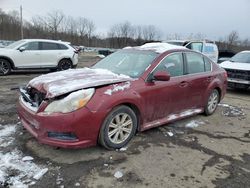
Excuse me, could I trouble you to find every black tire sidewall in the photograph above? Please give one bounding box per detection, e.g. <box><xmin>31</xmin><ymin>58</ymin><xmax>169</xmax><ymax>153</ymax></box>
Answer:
<box><xmin>205</xmin><ymin>89</ymin><xmax>219</xmax><ymax>116</ymax></box>
<box><xmin>58</xmin><ymin>59</ymin><xmax>73</xmax><ymax>71</ymax></box>
<box><xmin>0</xmin><ymin>59</ymin><xmax>11</xmax><ymax>75</ymax></box>
<box><xmin>99</xmin><ymin>106</ymin><xmax>137</xmax><ymax>149</ymax></box>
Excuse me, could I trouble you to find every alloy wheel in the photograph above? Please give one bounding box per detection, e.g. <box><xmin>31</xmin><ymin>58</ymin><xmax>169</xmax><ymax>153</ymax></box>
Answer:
<box><xmin>108</xmin><ymin>113</ymin><xmax>133</xmax><ymax>144</ymax></box>
<box><xmin>207</xmin><ymin>90</ymin><xmax>219</xmax><ymax>114</ymax></box>
<box><xmin>0</xmin><ymin>61</ymin><xmax>10</xmax><ymax>74</ymax></box>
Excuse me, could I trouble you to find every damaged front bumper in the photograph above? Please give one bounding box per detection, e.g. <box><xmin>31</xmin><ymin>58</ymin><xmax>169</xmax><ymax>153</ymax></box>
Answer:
<box><xmin>17</xmin><ymin>96</ymin><xmax>103</xmax><ymax>149</ymax></box>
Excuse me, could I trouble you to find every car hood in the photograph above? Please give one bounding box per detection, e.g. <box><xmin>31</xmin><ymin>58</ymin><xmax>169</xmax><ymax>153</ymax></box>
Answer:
<box><xmin>220</xmin><ymin>61</ymin><xmax>250</xmax><ymax>71</ymax></box>
<box><xmin>28</xmin><ymin>68</ymin><xmax>134</xmax><ymax>98</ymax></box>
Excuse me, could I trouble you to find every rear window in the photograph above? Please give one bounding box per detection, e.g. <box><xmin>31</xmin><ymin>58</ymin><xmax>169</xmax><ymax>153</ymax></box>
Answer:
<box><xmin>186</xmin><ymin>52</ymin><xmax>205</xmax><ymax>74</ymax></box>
<box><xmin>41</xmin><ymin>42</ymin><xmax>59</xmax><ymax>50</ymax></box>
<box><xmin>204</xmin><ymin>57</ymin><xmax>212</xmax><ymax>71</ymax></box>
<box><xmin>58</xmin><ymin>44</ymin><xmax>68</xmax><ymax>50</ymax></box>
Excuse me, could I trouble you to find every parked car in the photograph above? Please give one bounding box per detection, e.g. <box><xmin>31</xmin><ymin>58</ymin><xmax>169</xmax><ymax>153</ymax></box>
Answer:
<box><xmin>166</xmin><ymin>40</ymin><xmax>219</xmax><ymax>63</ymax></box>
<box><xmin>220</xmin><ymin>51</ymin><xmax>250</xmax><ymax>89</ymax></box>
<box><xmin>17</xmin><ymin>42</ymin><xmax>227</xmax><ymax>149</ymax></box>
<box><xmin>218</xmin><ymin>50</ymin><xmax>236</xmax><ymax>64</ymax></box>
<box><xmin>0</xmin><ymin>39</ymin><xmax>78</xmax><ymax>75</ymax></box>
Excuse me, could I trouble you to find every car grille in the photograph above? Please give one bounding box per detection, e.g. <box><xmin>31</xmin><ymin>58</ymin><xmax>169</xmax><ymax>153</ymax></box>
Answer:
<box><xmin>20</xmin><ymin>87</ymin><xmax>46</xmax><ymax>107</ymax></box>
<box><xmin>225</xmin><ymin>68</ymin><xmax>250</xmax><ymax>81</ymax></box>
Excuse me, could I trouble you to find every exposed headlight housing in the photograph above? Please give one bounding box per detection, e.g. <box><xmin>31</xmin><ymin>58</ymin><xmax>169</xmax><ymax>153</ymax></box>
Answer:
<box><xmin>44</xmin><ymin>88</ymin><xmax>94</xmax><ymax>114</ymax></box>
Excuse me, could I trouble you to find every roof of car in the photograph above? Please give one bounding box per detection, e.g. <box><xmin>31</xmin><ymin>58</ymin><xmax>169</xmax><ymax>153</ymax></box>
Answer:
<box><xmin>124</xmin><ymin>42</ymin><xmax>186</xmax><ymax>54</ymax></box>
<box><xmin>21</xmin><ymin>39</ymin><xmax>70</xmax><ymax>44</ymax></box>
<box><xmin>240</xmin><ymin>50</ymin><xmax>250</xmax><ymax>53</ymax></box>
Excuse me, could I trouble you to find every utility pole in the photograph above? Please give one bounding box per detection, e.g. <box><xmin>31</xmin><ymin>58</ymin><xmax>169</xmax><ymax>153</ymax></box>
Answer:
<box><xmin>20</xmin><ymin>5</ymin><xmax>23</xmax><ymax>39</ymax></box>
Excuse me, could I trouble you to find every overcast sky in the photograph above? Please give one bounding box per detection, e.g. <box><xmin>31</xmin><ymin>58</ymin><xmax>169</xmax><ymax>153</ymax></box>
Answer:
<box><xmin>1</xmin><ymin>0</ymin><xmax>250</xmax><ymax>40</ymax></box>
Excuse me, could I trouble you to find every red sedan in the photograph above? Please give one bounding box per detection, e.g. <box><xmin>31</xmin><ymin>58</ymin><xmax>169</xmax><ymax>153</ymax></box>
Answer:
<box><xmin>17</xmin><ymin>43</ymin><xmax>227</xmax><ymax>149</ymax></box>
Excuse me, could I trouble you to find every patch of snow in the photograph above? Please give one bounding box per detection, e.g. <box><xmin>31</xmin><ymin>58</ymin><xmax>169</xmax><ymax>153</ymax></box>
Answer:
<box><xmin>0</xmin><ymin>150</ymin><xmax>47</xmax><ymax>187</ymax></box>
<box><xmin>22</xmin><ymin>156</ymin><xmax>34</xmax><ymax>162</ymax></box>
<box><xmin>114</xmin><ymin>170</ymin><xmax>123</xmax><ymax>179</ymax></box>
<box><xmin>137</xmin><ymin>42</ymin><xmax>186</xmax><ymax>53</ymax></box>
<box><xmin>33</xmin><ymin>168</ymin><xmax>48</xmax><ymax>180</ymax></box>
<box><xmin>218</xmin><ymin>103</ymin><xmax>245</xmax><ymax>117</ymax></box>
<box><xmin>0</xmin><ymin>124</ymin><xmax>47</xmax><ymax>187</ymax></box>
<box><xmin>56</xmin><ymin>173</ymin><xmax>64</xmax><ymax>185</ymax></box>
<box><xmin>0</xmin><ymin>124</ymin><xmax>16</xmax><ymax>147</ymax></box>
<box><xmin>186</xmin><ymin>120</ymin><xmax>205</xmax><ymax>128</ymax></box>
<box><xmin>119</xmin><ymin>147</ymin><xmax>127</xmax><ymax>151</ymax></box>
<box><xmin>167</xmin><ymin>108</ymin><xmax>203</xmax><ymax>121</ymax></box>
<box><xmin>75</xmin><ymin>182</ymin><xmax>80</xmax><ymax>186</ymax></box>
<box><xmin>218</xmin><ymin>103</ymin><xmax>230</xmax><ymax>107</ymax></box>
<box><xmin>167</xmin><ymin>131</ymin><xmax>174</xmax><ymax>137</ymax></box>
<box><xmin>104</xmin><ymin>81</ymin><xmax>131</xmax><ymax>95</ymax></box>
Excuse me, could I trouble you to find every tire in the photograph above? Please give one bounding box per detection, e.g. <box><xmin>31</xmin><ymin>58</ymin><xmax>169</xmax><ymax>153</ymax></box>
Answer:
<box><xmin>0</xmin><ymin>59</ymin><xmax>11</xmax><ymax>75</ymax></box>
<box><xmin>99</xmin><ymin>105</ymin><xmax>137</xmax><ymax>150</ymax></box>
<box><xmin>58</xmin><ymin>59</ymin><xmax>73</xmax><ymax>71</ymax></box>
<box><xmin>204</xmin><ymin>89</ymin><xmax>220</xmax><ymax>116</ymax></box>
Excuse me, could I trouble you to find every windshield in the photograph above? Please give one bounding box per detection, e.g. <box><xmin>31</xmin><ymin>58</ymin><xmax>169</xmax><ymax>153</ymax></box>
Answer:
<box><xmin>231</xmin><ymin>52</ymin><xmax>250</xmax><ymax>63</ymax></box>
<box><xmin>5</xmin><ymin>40</ymin><xmax>26</xmax><ymax>49</ymax></box>
<box><xmin>92</xmin><ymin>50</ymin><xmax>158</xmax><ymax>78</ymax></box>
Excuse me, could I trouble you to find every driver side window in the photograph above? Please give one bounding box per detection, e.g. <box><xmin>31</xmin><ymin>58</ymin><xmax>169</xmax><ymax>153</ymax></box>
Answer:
<box><xmin>154</xmin><ymin>53</ymin><xmax>184</xmax><ymax>77</ymax></box>
<box><xmin>20</xmin><ymin>42</ymin><xmax>39</xmax><ymax>51</ymax></box>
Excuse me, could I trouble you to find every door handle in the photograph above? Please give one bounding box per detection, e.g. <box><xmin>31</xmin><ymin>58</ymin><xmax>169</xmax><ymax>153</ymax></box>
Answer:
<box><xmin>179</xmin><ymin>81</ymin><xmax>189</xmax><ymax>88</ymax></box>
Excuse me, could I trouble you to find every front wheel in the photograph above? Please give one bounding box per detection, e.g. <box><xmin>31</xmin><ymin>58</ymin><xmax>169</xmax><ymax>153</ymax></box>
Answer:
<box><xmin>99</xmin><ymin>106</ymin><xmax>137</xmax><ymax>150</ymax></box>
<box><xmin>0</xmin><ymin>59</ymin><xmax>11</xmax><ymax>75</ymax></box>
<box><xmin>58</xmin><ymin>59</ymin><xmax>73</xmax><ymax>71</ymax></box>
<box><xmin>204</xmin><ymin>89</ymin><xmax>220</xmax><ymax>116</ymax></box>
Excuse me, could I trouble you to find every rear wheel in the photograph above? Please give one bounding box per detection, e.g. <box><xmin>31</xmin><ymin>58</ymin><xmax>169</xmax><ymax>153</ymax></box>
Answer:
<box><xmin>58</xmin><ymin>59</ymin><xmax>73</xmax><ymax>71</ymax></box>
<box><xmin>0</xmin><ymin>59</ymin><xmax>11</xmax><ymax>75</ymax></box>
<box><xmin>99</xmin><ymin>106</ymin><xmax>137</xmax><ymax>150</ymax></box>
<box><xmin>204</xmin><ymin>89</ymin><xmax>220</xmax><ymax>115</ymax></box>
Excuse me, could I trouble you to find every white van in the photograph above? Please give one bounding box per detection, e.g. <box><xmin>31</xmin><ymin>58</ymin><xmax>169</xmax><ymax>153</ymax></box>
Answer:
<box><xmin>166</xmin><ymin>40</ymin><xmax>219</xmax><ymax>63</ymax></box>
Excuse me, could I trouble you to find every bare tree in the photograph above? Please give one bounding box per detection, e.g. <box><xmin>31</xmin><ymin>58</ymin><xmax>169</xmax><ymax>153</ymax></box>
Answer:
<box><xmin>227</xmin><ymin>31</ymin><xmax>239</xmax><ymax>46</ymax></box>
<box><xmin>142</xmin><ymin>25</ymin><xmax>161</xmax><ymax>41</ymax></box>
<box><xmin>46</xmin><ymin>10</ymin><xmax>65</xmax><ymax>39</ymax></box>
<box><xmin>85</xmin><ymin>19</ymin><xmax>95</xmax><ymax>46</ymax></box>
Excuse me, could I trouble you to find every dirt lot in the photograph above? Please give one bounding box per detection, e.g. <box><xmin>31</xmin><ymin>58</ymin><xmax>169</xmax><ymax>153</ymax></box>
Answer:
<box><xmin>0</xmin><ymin>54</ymin><xmax>250</xmax><ymax>188</ymax></box>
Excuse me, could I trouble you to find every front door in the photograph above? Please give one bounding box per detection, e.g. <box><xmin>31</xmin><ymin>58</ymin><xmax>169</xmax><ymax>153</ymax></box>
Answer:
<box><xmin>141</xmin><ymin>52</ymin><xmax>189</xmax><ymax>123</ymax></box>
<box><xmin>12</xmin><ymin>41</ymin><xmax>41</xmax><ymax>68</ymax></box>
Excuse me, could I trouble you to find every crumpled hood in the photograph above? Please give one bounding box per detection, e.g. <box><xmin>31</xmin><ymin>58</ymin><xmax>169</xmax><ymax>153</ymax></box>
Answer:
<box><xmin>220</xmin><ymin>61</ymin><xmax>250</xmax><ymax>71</ymax></box>
<box><xmin>28</xmin><ymin>68</ymin><xmax>133</xmax><ymax>98</ymax></box>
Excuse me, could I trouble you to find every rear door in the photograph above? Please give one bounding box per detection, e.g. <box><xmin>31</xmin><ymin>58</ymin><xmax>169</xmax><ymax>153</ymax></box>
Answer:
<box><xmin>39</xmin><ymin>42</ymin><xmax>63</xmax><ymax>67</ymax></box>
<box><xmin>183</xmin><ymin>52</ymin><xmax>213</xmax><ymax>108</ymax></box>
<box><xmin>141</xmin><ymin>52</ymin><xmax>189</xmax><ymax>122</ymax></box>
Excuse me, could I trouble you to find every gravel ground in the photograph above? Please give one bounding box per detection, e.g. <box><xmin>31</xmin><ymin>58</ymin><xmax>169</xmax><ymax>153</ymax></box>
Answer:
<box><xmin>0</xmin><ymin>54</ymin><xmax>249</xmax><ymax>188</ymax></box>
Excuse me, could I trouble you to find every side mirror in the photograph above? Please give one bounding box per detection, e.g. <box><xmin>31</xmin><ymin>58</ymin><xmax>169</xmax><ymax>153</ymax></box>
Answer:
<box><xmin>153</xmin><ymin>71</ymin><xmax>170</xmax><ymax>81</ymax></box>
<box><xmin>19</xmin><ymin>47</ymin><xmax>25</xmax><ymax>52</ymax></box>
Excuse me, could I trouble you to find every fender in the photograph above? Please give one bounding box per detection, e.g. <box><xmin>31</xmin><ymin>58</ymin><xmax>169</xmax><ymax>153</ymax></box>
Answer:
<box><xmin>0</xmin><ymin>56</ymin><xmax>16</xmax><ymax>69</ymax></box>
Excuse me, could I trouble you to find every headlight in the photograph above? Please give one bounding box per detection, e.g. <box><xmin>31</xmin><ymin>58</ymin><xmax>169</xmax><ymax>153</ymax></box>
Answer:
<box><xmin>44</xmin><ymin>88</ymin><xmax>95</xmax><ymax>114</ymax></box>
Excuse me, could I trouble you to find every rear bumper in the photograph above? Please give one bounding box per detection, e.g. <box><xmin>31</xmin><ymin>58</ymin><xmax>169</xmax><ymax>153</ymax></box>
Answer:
<box><xmin>17</xmin><ymin>97</ymin><xmax>104</xmax><ymax>149</ymax></box>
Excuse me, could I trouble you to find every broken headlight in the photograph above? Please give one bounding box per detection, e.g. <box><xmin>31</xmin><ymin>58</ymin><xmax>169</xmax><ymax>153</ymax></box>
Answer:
<box><xmin>44</xmin><ymin>88</ymin><xmax>95</xmax><ymax>114</ymax></box>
